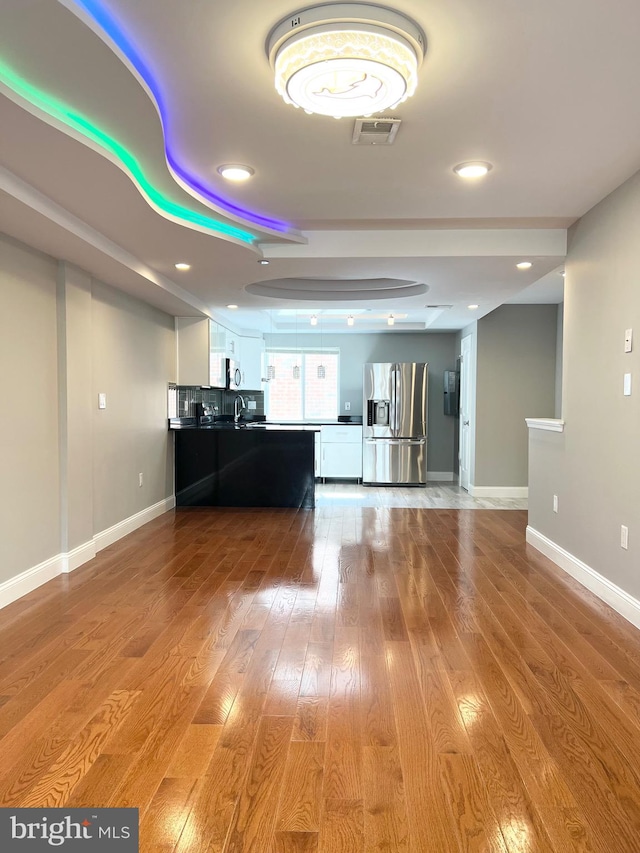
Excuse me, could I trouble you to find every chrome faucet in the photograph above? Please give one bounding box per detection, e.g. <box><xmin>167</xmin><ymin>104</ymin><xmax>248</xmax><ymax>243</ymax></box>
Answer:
<box><xmin>233</xmin><ymin>394</ymin><xmax>247</xmax><ymax>423</ymax></box>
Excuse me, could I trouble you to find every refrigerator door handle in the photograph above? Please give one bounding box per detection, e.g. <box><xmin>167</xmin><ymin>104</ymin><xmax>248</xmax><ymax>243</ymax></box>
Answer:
<box><xmin>390</xmin><ymin>365</ymin><xmax>401</xmax><ymax>435</ymax></box>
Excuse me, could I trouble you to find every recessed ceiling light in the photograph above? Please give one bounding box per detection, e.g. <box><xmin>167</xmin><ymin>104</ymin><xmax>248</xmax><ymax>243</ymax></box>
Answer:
<box><xmin>258</xmin><ymin>259</ymin><xmax>270</xmax><ymax>265</ymax></box>
<box><xmin>516</xmin><ymin>261</ymin><xmax>532</xmax><ymax>270</ymax></box>
<box><xmin>174</xmin><ymin>262</ymin><xmax>191</xmax><ymax>271</ymax></box>
<box><xmin>453</xmin><ymin>161</ymin><xmax>492</xmax><ymax>178</ymax></box>
<box><xmin>468</xmin><ymin>304</ymin><xmax>479</xmax><ymax>310</ymax></box>
<box><xmin>217</xmin><ymin>164</ymin><xmax>255</xmax><ymax>182</ymax></box>
<box><xmin>227</xmin><ymin>304</ymin><xmax>238</xmax><ymax>309</ymax></box>
<box><xmin>387</xmin><ymin>314</ymin><xmax>395</xmax><ymax>326</ymax></box>
<box><xmin>347</xmin><ymin>315</ymin><xmax>354</xmax><ymax>326</ymax></box>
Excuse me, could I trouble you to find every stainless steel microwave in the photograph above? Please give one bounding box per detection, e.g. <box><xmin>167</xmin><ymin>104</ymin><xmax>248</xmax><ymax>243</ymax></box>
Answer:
<box><xmin>226</xmin><ymin>358</ymin><xmax>242</xmax><ymax>390</ymax></box>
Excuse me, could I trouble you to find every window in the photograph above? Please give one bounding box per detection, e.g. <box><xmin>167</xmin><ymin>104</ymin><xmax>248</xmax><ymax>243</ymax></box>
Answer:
<box><xmin>265</xmin><ymin>349</ymin><xmax>339</xmax><ymax>421</ymax></box>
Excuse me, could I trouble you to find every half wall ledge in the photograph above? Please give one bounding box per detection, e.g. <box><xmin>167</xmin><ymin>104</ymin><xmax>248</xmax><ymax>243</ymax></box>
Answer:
<box><xmin>525</xmin><ymin>418</ymin><xmax>565</xmax><ymax>432</ymax></box>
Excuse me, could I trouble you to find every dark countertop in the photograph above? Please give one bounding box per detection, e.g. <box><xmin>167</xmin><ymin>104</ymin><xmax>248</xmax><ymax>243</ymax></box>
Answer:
<box><xmin>169</xmin><ymin>419</ymin><xmax>320</xmax><ymax>432</ymax></box>
<box><xmin>169</xmin><ymin>418</ymin><xmax>360</xmax><ymax>430</ymax></box>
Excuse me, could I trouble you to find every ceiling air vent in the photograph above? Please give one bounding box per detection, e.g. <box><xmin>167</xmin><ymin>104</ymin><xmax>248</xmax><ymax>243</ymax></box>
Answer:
<box><xmin>352</xmin><ymin>117</ymin><xmax>401</xmax><ymax>145</ymax></box>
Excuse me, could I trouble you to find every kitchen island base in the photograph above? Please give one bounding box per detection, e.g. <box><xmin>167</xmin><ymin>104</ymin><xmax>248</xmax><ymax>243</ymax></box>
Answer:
<box><xmin>174</xmin><ymin>427</ymin><xmax>316</xmax><ymax>508</ymax></box>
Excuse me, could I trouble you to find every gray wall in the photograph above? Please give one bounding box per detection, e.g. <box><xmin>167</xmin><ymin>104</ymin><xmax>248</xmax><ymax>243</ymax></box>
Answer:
<box><xmin>0</xmin><ymin>232</ymin><xmax>176</xmax><ymax>588</ymax></box>
<box><xmin>266</xmin><ymin>331</ymin><xmax>459</xmax><ymax>473</ymax></box>
<box><xmin>529</xmin><ymin>169</ymin><xmax>640</xmax><ymax>598</ymax></box>
<box><xmin>555</xmin><ymin>303</ymin><xmax>564</xmax><ymax>418</ymax></box>
<box><xmin>475</xmin><ymin>305</ymin><xmax>558</xmax><ymax>487</ymax></box>
<box><xmin>1</xmin><ymin>236</ymin><xmax>61</xmax><ymax>583</ymax></box>
<box><xmin>91</xmin><ymin>280</ymin><xmax>175</xmax><ymax>533</ymax></box>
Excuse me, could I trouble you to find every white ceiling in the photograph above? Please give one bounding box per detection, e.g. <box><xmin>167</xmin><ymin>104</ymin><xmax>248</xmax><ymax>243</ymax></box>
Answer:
<box><xmin>2</xmin><ymin>0</ymin><xmax>639</xmax><ymax>333</ymax></box>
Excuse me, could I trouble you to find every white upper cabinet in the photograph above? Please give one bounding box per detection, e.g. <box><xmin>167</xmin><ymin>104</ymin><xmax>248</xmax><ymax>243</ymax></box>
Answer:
<box><xmin>176</xmin><ymin>317</ymin><xmax>210</xmax><ymax>386</ymax></box>
<box><xmin>225</xmin><ymin>331</ymin><xmax>239</xmax><ymax>361</ymax></box>
<box><xmin>239</xmin><ymin>335</ymin><xmax>265</xmax><ymax>390</ymax></box>
<box><xmin>176</xmin><ymin>317</ymin><xmax>225</xmax><ymax>387</ymax></box>
<box><xmin>176</xmin><ymin>318</ymin><xmax>265</xmax><ymax>389</ymax></box>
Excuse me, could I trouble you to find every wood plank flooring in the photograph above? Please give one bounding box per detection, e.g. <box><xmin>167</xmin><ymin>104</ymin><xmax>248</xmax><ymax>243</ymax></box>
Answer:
<box><xmin>2</xmin><ymin>506</ymin><xmax>640</xmax><ymax>851</ymax></box>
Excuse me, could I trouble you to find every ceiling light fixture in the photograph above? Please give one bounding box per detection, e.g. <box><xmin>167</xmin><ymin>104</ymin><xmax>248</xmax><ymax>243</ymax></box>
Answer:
<box><xmin>217</xmin><ymin>164</ymin><xmax>255</xmax><ymax>182</ymax></box>
<box><xmin>227</xmin><ymin>304</ymin><xmax>238</xmax><ymax>309</ymax></box>
<box><xmin>387</xmin><ymin>314</ymin><xmax>395</xmax><ymax>326</ymax></box>
<box><xmin>347</xmin><ymin>315</ymin><xmax>355</xmax><ymax>326</ymax></box>
<box><xmin>267</xmin><ymin>4</ymin><xmax>425</xmax><ymax>119</ymax></box>
<box><xmin>453</xmin><ymin>161</ymin><xmax>492</xmax><ymax>178</ymax></box>
<box><xmin>310</xmin><ymin>315</ymin><xmax>318</xmax><ymax>326</ymax></box>
<box><xmin>516</xmin><ymin>261</ymin><xmax>533</xmax><ymax>270</ymax></box>
<box><xmin>258</xmin><ymin>259</ymin><xmax>270</xmax><ymax>265</ymax></box>
<box><xmin>468</xmin><ymin>304</ymin><xmax>479</xmax><ymax>310</ymax></box>
<box><xmin>174</xmin><ymin>262</ymin><xmax>191</xmax><ymax>271</ymax></box>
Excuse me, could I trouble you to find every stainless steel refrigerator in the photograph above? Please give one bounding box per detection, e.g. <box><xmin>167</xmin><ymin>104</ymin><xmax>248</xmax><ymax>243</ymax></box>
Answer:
<box><xmin>362</xmin><ymin>362</ymin><xmax>428</xmax><ymax>485</ymax></box>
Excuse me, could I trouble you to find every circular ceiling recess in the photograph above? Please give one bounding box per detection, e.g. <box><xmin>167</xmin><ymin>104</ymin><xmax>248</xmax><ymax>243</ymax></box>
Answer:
<box><xmin>246</xmin><ymin>277</ymin><xmax>428</xmax><ymax>301</ymax></box>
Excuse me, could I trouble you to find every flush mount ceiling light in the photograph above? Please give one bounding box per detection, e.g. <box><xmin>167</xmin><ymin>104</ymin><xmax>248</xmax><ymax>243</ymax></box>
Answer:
<box><xmin>516</xmin><ymin>261</ymin><xmax>533</xmax><ymax>270</ymax></box>
<box><xmin>217</xmin><ymin>164</ymin><xmax>255</xmax><ymax>182</ymax></box>
<box><xmin>453</xmin><ymin>161</ymin><xmax>492</xmax><ymax>179</ymax></box>
<box><xmin>267</xmin><ymin>4</ymin><xmax>425</xmax><ymax>118</ymax></box>
<box><xmin>258</xmin><ymin>259</ymin><xmax>270</xmax><ymax>265</ymax></box>
<box><xmin>227</xmin><ymin>304</ymin><xmax>238</xmax><ymax>309</ymax></box>
<box><xmin>174</xmin><ymin>262</ymin><xmax>191</xmax><ymax>271</ymax></box>
<box><xmin>468</xmin><ymin>304</ymin><xmax>479</xmax><ymax>310</ymax></box>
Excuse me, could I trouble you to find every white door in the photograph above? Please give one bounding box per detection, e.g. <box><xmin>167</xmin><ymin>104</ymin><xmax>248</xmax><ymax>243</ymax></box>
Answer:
<box><xmin>459</xmin><ymin>334</ymin><xmax>473</xmax><ymax>491</ymax></box>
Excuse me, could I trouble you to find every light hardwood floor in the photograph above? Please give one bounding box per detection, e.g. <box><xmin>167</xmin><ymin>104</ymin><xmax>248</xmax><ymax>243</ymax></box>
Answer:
<box><xmin>316</xmin><ymin>482</ymin><xmax>528</xmax><ymax>509</ymax></box>
<box><xmin>1</xmin><ymin>506</ymin><xmax>640</xmax><ymax>852</ymax></box>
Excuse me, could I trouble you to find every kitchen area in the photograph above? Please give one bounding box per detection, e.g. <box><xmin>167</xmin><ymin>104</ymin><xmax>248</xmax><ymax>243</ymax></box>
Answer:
<box><xmin>169</xmin><ymin>316</ymin><xmax>446</xmax><ymax>509</ymax></box>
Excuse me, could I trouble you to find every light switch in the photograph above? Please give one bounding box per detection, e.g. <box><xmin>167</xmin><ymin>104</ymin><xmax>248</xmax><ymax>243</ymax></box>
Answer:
<box><xmin>98</xmin><ymin>393</ymin><xmax>107</xmax><ymax>409</ymax></box>
<box><xmin>625</xmin><ymin>328</ymin><xmax>633</xmax><ymax>353</ymax></box>
<box><xmin>623</xmin><ymin>373</ymin><xmax>632</xmax><ymax>396</ymax></box>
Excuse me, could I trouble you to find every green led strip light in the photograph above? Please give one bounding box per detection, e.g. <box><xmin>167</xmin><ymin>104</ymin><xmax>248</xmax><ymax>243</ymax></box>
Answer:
<box><xmin>0</xmin><ymin>59</ymin><xmax>256</xmax><ymax>245</ymax></box>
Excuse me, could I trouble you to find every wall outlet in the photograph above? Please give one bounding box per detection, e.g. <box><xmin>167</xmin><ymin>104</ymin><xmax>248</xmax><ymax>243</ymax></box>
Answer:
<box><xmin>553</xmin><ymin>494</ymin><xmax>558</xmax><ymax>513</ymax></box>
<box><xmin>621</xmin><ymin>525</ymin><xmax>629</xmax><ymax>550</ymax></box>
<box><xmin>344</xmin><ymin>401</ymin><xmax>351</xmax><ymax>411</ymax></box>
<box><xmin>139</xmin><ymin>473</ymin><xmax>143</xmax><ymax>487</ymax></box>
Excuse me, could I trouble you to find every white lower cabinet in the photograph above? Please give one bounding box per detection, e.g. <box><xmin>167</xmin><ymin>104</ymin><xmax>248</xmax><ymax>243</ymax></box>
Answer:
<box><xmin>318</xmin><ymin>425</ymin><xmax>362</xmax><ymax>479</ymax></box>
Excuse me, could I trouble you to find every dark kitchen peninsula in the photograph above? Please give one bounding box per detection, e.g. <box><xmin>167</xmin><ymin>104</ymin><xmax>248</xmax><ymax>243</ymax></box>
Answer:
<box><xmin>172</xmin><ymin>424</ymin><xmax>318</xmax><ymax>509</ymax></box>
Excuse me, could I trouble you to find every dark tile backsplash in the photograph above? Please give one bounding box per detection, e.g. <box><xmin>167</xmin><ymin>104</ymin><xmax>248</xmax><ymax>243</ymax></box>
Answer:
<box><xmin>176</xmin><ymin>386</ymin><xmax>264</xmax><ymax>417</ymax></box>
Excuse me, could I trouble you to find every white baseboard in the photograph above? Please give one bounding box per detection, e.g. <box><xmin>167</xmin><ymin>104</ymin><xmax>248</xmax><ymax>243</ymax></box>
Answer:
<box><xmin>427</xmin><ymin>471</ymin><xmax>455</xmax><ymax>482</ymax></box>
<box><xmin>0</xmin><ymin>553</ymin><xmax>64</xmax><ymax>612</ymax></box>
<box><xmin>62</xmin><ymin>540</ymin><xmax>96</xmax><ymax>573</ymax></box>
<box><xmin>469</xmin><ymin>486</ymin><xmax>528</xmax><ymax>498</ymax></box>
<box><xmin>0</xmin><ymin>496</ymin><xmax>175</xmax><ymax>612</ymax></box>
<box><xmin>526</xmin><ymin>526</ymin><xmax>640</xmax><ymax>631</ymax></box>
<box><xmin>94</xmin><ymin>496</ymin><xmax>175</xmax><ymax>552</ymax></box>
